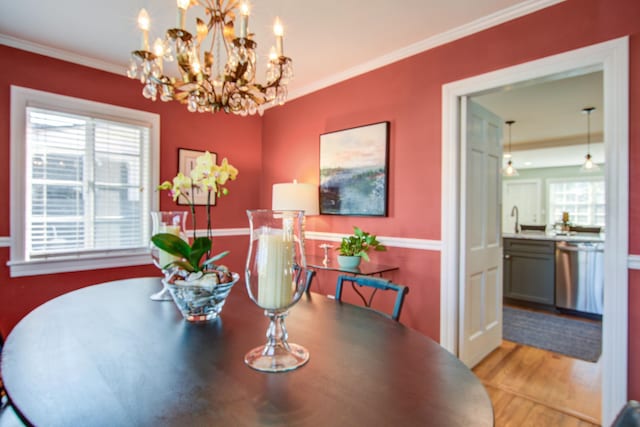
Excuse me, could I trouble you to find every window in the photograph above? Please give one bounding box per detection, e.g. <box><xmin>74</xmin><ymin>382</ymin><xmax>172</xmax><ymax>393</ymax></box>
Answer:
<box><xmin>10</xmin><ymin>86</ymin><xmax>159</xmax><ymax>277</ymax></box>
<box><xmin>547</xmin><ymin>178</ymin><xmax>605</xmax><ymax>227</ymax></box>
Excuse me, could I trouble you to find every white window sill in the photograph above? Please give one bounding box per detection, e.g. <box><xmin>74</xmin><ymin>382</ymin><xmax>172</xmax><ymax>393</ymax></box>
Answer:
<box><xmin>8</xmin><ymin>251</ymin><xmax>151</xmax><ymax>277</ymax></box>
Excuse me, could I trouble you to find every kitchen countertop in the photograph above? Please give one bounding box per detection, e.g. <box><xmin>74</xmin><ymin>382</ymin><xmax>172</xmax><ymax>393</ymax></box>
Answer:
<box><xmin>503</xmin><ymin>231</ymin><xmax>605</xmax><ymax>243</ymax></box>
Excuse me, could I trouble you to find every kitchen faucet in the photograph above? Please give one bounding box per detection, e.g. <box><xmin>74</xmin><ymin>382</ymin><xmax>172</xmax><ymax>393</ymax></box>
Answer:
<box><xmin>511</xmin><ymin>205</ymin><xmax>519</xmax><ymax>233</ymax></box>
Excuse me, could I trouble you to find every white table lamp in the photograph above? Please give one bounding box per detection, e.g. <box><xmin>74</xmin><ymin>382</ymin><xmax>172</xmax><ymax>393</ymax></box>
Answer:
<box><xmin>272</xmin><ymin>181</ymin><xmax>319</xmax><ymax>215</ymax></box>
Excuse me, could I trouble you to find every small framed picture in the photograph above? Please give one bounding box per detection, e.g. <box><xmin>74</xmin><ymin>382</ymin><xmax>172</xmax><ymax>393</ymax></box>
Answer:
<box><xmin>319</xmin><ymin>122</ymin><xmax>390</xmax><ymax>216</ymax></box>
<box><xmin>178</xmin><ymin>148</ymin><xmax>217</xmax><ymax>206</ymax></box>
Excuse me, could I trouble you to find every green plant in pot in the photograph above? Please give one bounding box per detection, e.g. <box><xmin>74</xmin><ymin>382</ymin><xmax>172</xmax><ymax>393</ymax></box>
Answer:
<box><xmin>152</xmin><ymin>152</ymin><xmax>240</xmax><ymax>321</ymax></box>
<box><xmin>337</xmin><ymin>226</ymin><xmax>386</xmax><ymax>269</ymax></box>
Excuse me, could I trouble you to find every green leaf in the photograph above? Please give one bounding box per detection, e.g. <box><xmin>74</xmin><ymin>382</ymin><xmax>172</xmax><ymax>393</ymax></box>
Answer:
<box><xmin>337</xmin><ymin>227</ymin><xmax>386</xmax><ymax>258</ymax></box>
<box><xmin>202</xmin><ymin>250</ymin><xmax>230</xmax><ymax>267</ymax></box>
<box><xmin>151</xmin><ymin>233</ymin><xmax>191</xmax><ymax>258</ymax></box>
<box><xmin>170</xmin><ymin>260</ymin><xmax>195</xmax><ymax>272</ymax></box>
<box><xmin>188</xmin><ymin>237</ymin><xmax>212</xmax><ymax>271</ymax></box>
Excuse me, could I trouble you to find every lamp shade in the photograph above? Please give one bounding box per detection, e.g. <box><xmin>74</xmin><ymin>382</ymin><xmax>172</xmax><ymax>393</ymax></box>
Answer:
<box><xmin>272</xmin><ymin>182</ymin><xmax>319</xmax><ymax>215</ymax></box>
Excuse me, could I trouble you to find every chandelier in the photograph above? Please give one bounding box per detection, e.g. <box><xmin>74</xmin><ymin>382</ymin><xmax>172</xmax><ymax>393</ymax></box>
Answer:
<box><xmin>127</xmin><ymin>0</ymin><xmax>293</xmax><ymax>116</ymax></box>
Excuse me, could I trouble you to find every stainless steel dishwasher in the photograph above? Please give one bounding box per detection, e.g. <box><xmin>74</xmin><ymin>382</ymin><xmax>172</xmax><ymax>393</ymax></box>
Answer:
<box><xmin>555</xmin><ymin>240</ymin><xmax>604</xmax><ymax>316</ymax></box>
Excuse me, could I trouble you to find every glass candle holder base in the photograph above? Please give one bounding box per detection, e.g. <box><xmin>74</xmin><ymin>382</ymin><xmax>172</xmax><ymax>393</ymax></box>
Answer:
<box><xmin>149</xmin><ymin>283</ymin><xmax>173</xmax><ymax>301</ymax></box>
<box><xmin>244</xmin><ymin>310</ymin><xmax>309</xmax><ymax>372</ymax></box>
<box><xmin>244</xmin><ymin>342</ymin><xmax>309</xmax><ymax>373</ymax></box>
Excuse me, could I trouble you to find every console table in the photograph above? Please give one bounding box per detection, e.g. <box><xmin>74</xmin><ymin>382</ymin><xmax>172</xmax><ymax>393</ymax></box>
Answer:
<box><xmin>306</xmin><ymin>255</ymin><xmax>399</xmax><ymax>276</ymax></box>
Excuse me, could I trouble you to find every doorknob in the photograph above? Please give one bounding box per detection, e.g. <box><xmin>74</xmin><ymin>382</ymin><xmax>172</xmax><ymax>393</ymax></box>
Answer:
<box><xmin>504</xmin><ymin>254</ymin><xmax>511</xmax><ymax>260</ymax></box>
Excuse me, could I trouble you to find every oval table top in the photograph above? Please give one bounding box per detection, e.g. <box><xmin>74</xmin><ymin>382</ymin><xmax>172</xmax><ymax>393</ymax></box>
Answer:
<box><xmin>2</xmin><ymin>277</ymin><xmax>493</xmax><ymax>427</ymax></box>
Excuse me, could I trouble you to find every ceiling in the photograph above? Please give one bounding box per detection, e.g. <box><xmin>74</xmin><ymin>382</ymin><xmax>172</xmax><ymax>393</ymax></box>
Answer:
<box><xmin>2</xmin><ymin>0</ymin><xmax>595</xmax><ymax>169</ymax></box>
<box><xmin>473</xmin><ymin>71</ymin><xmax>604</xmax><ymax>169</ymax></box>
<box><xmin>1</xmin><ymin>0</ymin><xmax>558</xmax><ymax>99</ymax></box>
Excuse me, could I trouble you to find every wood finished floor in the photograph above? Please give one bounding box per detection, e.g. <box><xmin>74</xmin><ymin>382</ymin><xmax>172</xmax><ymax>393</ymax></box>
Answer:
<box><xmin>473</xmin><ymin>340</ymin><xmax>602</xmax><ymax>427</ymax></box>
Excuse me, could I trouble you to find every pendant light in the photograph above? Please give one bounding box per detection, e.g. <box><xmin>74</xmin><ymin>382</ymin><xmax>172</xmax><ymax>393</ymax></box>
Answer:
<box><xmin>502</xmin><ymin>120</ymin><xmax>519</xmax><ymax>177</ymax></box>
<box><xmin>580</xmin><ymin>107</ymin><xmax>600</xmax><ymax>172</ymax></box>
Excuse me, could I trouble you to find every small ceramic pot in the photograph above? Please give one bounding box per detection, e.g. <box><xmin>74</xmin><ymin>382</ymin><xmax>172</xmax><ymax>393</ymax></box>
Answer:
<box><xmin>337</xmin><ymin>255</ymin><xmax>362</xmax><ymax>269</ymax></box>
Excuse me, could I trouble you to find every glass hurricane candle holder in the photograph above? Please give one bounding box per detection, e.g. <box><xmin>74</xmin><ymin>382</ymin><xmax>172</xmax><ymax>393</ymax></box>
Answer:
<box><xmin>149</xmin><ymin>211</ymin><xmax>188</xmax><ymax>301</ymax></box>
<box><xmin>244</xmin><ymin>209</ymin><xmax>310</xmax><ymax>372</ymax></box>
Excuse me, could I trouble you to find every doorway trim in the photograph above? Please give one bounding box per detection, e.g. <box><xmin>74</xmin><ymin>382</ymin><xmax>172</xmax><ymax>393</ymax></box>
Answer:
<box><xmin>440</xmin><ymin>37</ymin><xmax>629</xmax><ymax>425</ymax></box>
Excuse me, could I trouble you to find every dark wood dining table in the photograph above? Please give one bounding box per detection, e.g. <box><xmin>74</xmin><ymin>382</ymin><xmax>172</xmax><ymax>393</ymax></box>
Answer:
<box><xmin>1</xmin><ymin>277</ymin><xmax>493</xmax><ymax>426</ymax></box>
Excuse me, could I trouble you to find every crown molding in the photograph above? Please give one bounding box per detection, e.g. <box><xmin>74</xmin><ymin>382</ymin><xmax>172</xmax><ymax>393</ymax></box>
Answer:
<box><xmin>288</xmin><ymin>0</ymin><xmax>565</xmax><ymax>100</ymax></box>
<box><xmin>2</xmin><ymin>0</ymin><xmax>564</xmax><ymax>99</ymax></box>
<box><xmin>0</xmin><ymin>33</ymin><xmax>125</xmax><ymax>76</ymax></box>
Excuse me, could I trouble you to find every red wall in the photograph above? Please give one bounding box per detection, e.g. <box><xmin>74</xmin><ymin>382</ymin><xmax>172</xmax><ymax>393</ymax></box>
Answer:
<box><xmin>261</xmin><ymin>0</ymin><xmax>640</xmax><ymax>398</ymax></box>
<box><xmin>0</xmin><ymin>45</ymin><xmax>262</xmax><ymax>338</ymax></box>
<box><xmin>1</xmin><ymin>0</ymin><xmax>639</xmax><ymax>401</ymax></box>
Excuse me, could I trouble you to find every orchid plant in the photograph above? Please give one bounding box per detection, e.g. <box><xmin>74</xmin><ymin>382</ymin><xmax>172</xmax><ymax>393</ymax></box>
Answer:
<box><xmin>152</xmin><ymin>151</ymin><xmax>238</xmax><ymax>273</ymax></box>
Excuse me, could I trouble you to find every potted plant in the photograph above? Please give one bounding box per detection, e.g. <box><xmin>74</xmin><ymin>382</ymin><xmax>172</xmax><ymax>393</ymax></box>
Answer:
<box><xmin>337</xmin><ymin>226</ymin><xmax>386</xmax><ymax>269</ymax></box>
<box><xmin>152</xmin><ymin>151</ymin><xmax>240</xmax><ymax>321</ymax></box>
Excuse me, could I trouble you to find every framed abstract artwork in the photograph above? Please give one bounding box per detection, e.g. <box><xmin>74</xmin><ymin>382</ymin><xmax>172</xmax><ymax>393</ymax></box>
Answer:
<box><xmin>319</xmin><ymin>121</ymin><xmax>389</xmax><ymax>216</ymax></box>
<box><xmin>177</xmin><ymin>148</ymin><xmax>217</xmax><ymax>206</ymax></box>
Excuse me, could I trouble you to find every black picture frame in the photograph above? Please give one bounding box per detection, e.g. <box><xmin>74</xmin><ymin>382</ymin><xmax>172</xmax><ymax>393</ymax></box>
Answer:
<box><xmin>319</xmin><ymin>121</ymin><xmax>390</xmax><ymax>216</ymax></box>
<box><xmin>177</xmin><ymin>148</ymin><xmax>217</xmax><ymax>206</ymax></box>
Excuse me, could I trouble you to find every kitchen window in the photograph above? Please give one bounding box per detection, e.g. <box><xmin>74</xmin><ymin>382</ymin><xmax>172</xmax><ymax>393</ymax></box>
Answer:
<box><xmin>547</xmin><ymin>177</ymin><xmax>605</xmax><ymax>227</ymax></box>
<box><xmin>10</xmin><ymin>86</ymin><xmax>160</xmax><ymax>277</ymax></box>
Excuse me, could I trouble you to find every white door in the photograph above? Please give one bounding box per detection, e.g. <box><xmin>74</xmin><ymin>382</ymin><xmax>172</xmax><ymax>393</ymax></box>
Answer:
<box><xmin>459</xmin><ymin>98</ymin><xmax>503</xmax><ymax>367</ymax></box>
<box><xmin>502</xmin><ymin>180</ymin><xmax>542</xmax><ymax>233</ymax></box>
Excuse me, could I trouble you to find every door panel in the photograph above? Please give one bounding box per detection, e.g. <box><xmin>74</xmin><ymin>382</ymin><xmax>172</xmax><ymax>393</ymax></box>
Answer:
<box><xmin>470</xmin><ymin>150</ymin><xmax>484</xmax><ymax>247</ymax></box>
<box><xmin>468</xmin><ymin>272</ymin><xmax>483</xmax><ymax>337</ymax></box>
<box><xmin>487</xmin><ymin>154</ymin><xmax>500</xmax><ymax>244</ymax></box>
<box><xmin>459</xmin><ymin>98</ymin><xmax>503</xmax><ymax>368</ymax></box>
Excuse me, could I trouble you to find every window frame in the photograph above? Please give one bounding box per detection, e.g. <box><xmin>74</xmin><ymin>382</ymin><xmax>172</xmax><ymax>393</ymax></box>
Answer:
<box><xmin>10</xmin><ymin>86</ymin><xmax>160</xmax><ymax>277</ymax></box>
<box><xmin>546</xmin><ymin>175</ymin><xmax>605</xmax><ymax>227</ymax></box>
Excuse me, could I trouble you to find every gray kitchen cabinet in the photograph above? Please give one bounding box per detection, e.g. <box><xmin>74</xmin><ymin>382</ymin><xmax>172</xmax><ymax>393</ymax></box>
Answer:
<box><xmin>503</xmin><ymin>238</ymin><xmax>555</xmax><ymax>305</ymax></box>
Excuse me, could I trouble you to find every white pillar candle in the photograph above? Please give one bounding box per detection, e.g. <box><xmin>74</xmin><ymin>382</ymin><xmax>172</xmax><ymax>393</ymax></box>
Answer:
<box><xmin>239</xmin><ymin>2</ymin><xmax>249</xmax><ymax>38</ymax></box>
<box><xmin>273</xmin><ymin>17</ymin><xmax>284</xmax><ymax>57</ymax></box>
<box><xmin>153</xmin><ymin>38</ymin><xmax>164</xmax><ymax>73</ymax></box>
<box><xmin>257</xmin><ymin>230</ymin><xmax>293</xmax><ymax>309</ymax></box>
<box><xmin>158</xmin><ymin>224</ymin><xmax>181</xmax><ymax>268</ymax></box>
<box><xmin>177</xmin><ymin>0</ymin><xmax>189</xmax><ymax>29</ymax></box>
<box><xmin>137</xmin><ymin>9</ymin><xmax>150</xmax><ymax>51</ymax></box>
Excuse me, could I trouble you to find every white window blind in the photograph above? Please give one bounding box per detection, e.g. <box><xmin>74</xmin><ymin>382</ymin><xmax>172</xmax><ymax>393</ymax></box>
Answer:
<box><xmin>26</xmin><ymin>107</ymin><xmax>150</xmax><ymax>258</ymax></box>
<box><xmin>10</xmin><ymin>86</ymin><xmax>160</xmax><ymax>277</ymax></box>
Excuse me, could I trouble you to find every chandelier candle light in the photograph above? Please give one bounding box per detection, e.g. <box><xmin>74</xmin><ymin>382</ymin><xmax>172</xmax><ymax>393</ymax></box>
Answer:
<box><xmin>128</xmin><ymin>0</ymin><xmax>293</xmax><ymax>116</ymax></box>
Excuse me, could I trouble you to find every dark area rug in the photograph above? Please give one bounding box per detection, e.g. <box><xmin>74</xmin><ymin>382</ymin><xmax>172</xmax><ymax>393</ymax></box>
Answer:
<box><xmin>503</xmin><ymin>306</ymin><xmax>602</xmax><ymax>362</ymax></box>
